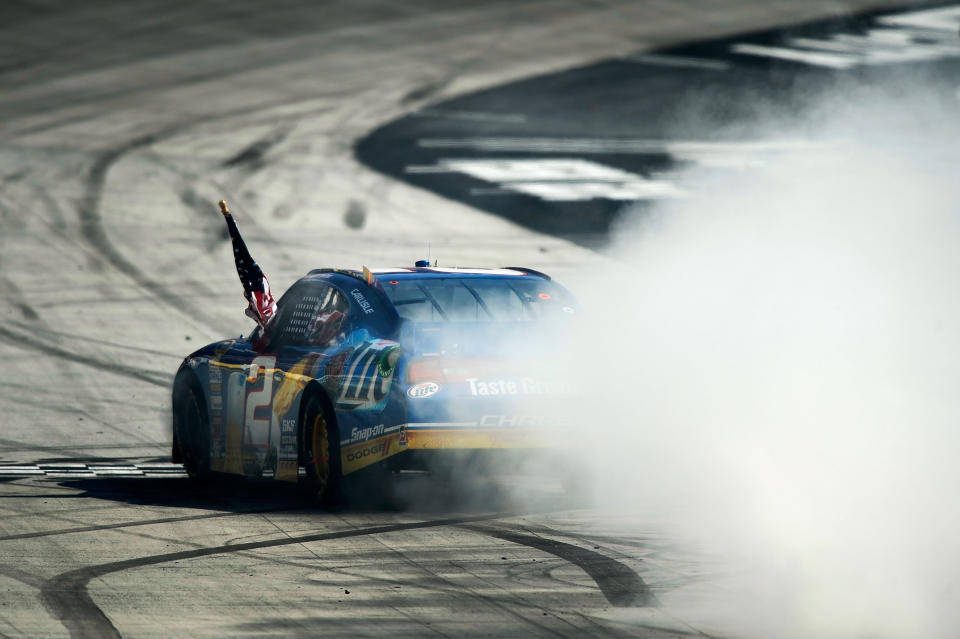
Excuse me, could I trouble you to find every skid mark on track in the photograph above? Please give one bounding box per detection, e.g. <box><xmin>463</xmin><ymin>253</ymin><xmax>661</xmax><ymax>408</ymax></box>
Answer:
<box><xmin>222</xmin><ymin>126</ymin><xmax>291</xmax><ymax>169</ymax></box>
<box><xmin>467</xmin><ymin>525</ymin><xmax>655</xmax><ymax>608</ymax></box>
<box><xmin>0</xmin><ymin>325</ymin><xmax>170</xmax><ymax>388</ymax></box>
<box><xmin>0</xmin><ymin>564</ymin><xmax>44</xmax><ymax>590</ymax></box>
<box><xmin>0</xmin><ymin>506</ymin><xmax>301</xmax><ymax>542</ymax></box>
<box><xmin>361</xmin><ymin>531</ymin><xmax>565</xmax><ymax>636</ymax></box>
<box><xmin>7</xmin><ymin>319</ymin><xmax>182</xmax><ymax>360</ymax></box>
<box><xmin>40</xmin><ymin>512</ymin><xmax>512</xmax><ymax>639</ymax></box>
<box><xmin>78</xmin><ymin>133</ymin><xmax>223</xmax><ymax>332</ymax></box>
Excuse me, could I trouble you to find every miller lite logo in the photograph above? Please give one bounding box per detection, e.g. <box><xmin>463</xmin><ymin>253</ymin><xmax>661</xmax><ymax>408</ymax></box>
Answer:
<box><xmin>407</xmin><ymin>382</ymin><xmax>440</xmax><ymax>399</ymax></box>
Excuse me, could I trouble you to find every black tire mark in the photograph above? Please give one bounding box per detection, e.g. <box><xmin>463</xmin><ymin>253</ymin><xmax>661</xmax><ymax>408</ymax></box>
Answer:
<box><xmin>467</xmin><ymin>525</ymin><xmax>655</xmax><ymax>608</ymax></box>
<box><xmin>0</xmin><ymin>276</ymin><xmax>41</xmax><ymax>321</ymax></box>
<box><xmin>8</xmin><ymin>319</ymin><xmax>182</xmax><ymax>360</ymax></box>
<box><xmin>222</xmin><ymin>127</ymin><xmax>291</xmax><ymax>169</ymax></box>
<box><xmin>0</xmin><ymin>325</ymin><xmax>170</xmax><ymax>387</ymax></box>
<box><xmin>40</xmin><ymin>512</ymin><xmax>511</xmax><ymax>639</ymax></box>
<box><xmin>362</xmin><ymin>532</ymin><xmax>565</xmax><ymax>637</ymax></box>
<box><xmin>79</xmin><ymin>133</ymin><xmax>225</xmax><ymax>332</ymax></box>
<box><xmin>0</xmin><ymin>564</ymin><xmax>45</xmax><ymax>590</ymax></box>
<box><xmin>30</xmin><ymin>184</ymin><xmax>67</xmax><ymax>232</ymax></box>
<box><xmin>0</xmin><ymin>507</ymin><xmax>300</xmax><ymax>542</ymax></box>
<box><xmin>80</xmin><ymin>114</ymin><xmax>306</xmax><ymax>333</ymax></box>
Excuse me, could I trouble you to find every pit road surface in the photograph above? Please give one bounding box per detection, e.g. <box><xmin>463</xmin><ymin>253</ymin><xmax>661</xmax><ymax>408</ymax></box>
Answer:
<box><xmin>0</xmin><ymin>1</ymin><xmax>926</xmax><ymax>637</ymax></box>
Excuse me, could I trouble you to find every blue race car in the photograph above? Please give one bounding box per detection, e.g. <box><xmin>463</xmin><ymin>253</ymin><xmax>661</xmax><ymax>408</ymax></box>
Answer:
<box><xmin>172</xmin><ymin>264</ymin><xmax>581</xmax><ymax>501</ymax></box>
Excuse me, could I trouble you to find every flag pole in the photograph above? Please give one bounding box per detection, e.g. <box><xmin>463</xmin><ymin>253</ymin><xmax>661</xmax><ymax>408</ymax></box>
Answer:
<box><xmin>217</xmin><ymin>199</ymin><xmax>277</xmax><ymax>330</ymax></box>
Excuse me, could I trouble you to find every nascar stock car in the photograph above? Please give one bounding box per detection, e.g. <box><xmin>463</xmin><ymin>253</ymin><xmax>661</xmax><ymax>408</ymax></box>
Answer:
<box><xmin>172</xmin><ymin>203</ymin><xmax>581</xmax><ymax>502</ymax></box>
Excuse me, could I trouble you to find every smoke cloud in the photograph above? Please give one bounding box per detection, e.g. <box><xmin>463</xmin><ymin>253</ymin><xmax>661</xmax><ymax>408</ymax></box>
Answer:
<box><xmin>564</xmin><ymin>79</ymin><xmax>960</xmax><ymax>638</ymax></box>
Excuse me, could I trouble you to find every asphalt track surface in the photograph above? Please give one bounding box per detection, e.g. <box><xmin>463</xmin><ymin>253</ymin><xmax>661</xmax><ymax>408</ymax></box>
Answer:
<box><xmin>358</xmin><ymin>1</ymin><xmax>960</xmax><ymax>245</ymax></box>
<box><xmin>0</xmin><ymin>1</ymin><xmax>940</xmax><ymax>637</ymax></box>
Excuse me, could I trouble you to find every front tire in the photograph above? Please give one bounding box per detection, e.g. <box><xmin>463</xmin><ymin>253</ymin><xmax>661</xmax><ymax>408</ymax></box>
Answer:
<box><xmin>300</xmin><ymin>393</ymin><xmax>341</xmax><ymax>504</ymax></box>
<box><xmin>172</xmin><ymin>372</ymin><xmax>211</xmax><ymax>482</ymax></box>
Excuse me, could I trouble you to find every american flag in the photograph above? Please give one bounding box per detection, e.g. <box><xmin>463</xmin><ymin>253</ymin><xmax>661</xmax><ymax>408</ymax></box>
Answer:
<box><xmin>222</xmin><ymin>208</ymin><xmax>277</xmax><ymax>328</ymax></box>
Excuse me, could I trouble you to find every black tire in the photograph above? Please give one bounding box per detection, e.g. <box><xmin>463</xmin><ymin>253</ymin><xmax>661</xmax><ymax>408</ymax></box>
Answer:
<box><xmin>300</xmin><ymin>392</ymin><xmax>341</xmax><ymax>504</ymax></box>
<box><xmin>172</xmin><ymin>372</ymin><xmax>211</xmax><ymax>482</ymax></box>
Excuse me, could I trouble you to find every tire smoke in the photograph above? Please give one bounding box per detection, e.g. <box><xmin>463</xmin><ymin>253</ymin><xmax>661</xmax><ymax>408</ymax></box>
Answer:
<box><xmin>564</xmin><ymin>83</ymin><xmax>960</xmax><ymax>638</ymax></box>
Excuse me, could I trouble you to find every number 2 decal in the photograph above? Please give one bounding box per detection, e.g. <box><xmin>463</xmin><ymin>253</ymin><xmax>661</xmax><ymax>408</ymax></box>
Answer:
<box><xmin>245</xmin><ymin>354</ymin><xmax>277</xmax><ymax>435</ymax></box>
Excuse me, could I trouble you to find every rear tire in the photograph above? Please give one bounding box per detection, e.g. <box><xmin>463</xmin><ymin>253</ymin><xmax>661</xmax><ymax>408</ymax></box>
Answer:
<box><xmin>172</xmin><ymin>373</ymin><xmax>211</xmax><ymax>482</ymax></box>
<box><xmin>300</xmin><ymin>393</ymin><xmax>341</xmax><ymax>505</ymax></box>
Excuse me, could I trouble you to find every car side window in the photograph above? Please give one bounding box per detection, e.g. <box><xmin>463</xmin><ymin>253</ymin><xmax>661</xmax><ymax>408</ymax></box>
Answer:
<box><xmin>266</xmin><ymin>282</ymin><xmax>350</xmax><ymax>350</ymax></box>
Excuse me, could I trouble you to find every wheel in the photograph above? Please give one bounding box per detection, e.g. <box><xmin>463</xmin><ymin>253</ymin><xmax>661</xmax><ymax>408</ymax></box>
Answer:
<box><xmin>300</xmin><ymin>393</ymin><xmax>341</xmax><ymax>504</ymax></box>
<box><xmin>172</xmin><ymin>372</ymin><xmax>211</xmax><ymax>481</ymax></box>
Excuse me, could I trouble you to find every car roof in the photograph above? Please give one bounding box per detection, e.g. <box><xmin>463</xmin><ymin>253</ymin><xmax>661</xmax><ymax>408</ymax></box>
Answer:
<box><xmin>304</xmin><ymin>266</ymin><xmax>551</xmax><ymax>281</ymax></box>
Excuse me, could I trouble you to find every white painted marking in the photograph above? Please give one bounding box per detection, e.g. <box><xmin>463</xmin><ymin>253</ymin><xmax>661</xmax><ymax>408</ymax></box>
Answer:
<box><xmin>440</xmin><ymin>158</ymin><xmax>636</xmax><ymax>182</ymax></box>
<box><xmin>412</xmin><ymin>158</ymin><xmax>683</xmax><ymax>202</ymax></box>
<box><xmin>731</xmin><ymin>43</ymin><xmax>859</xmax><ymax>69</ymax></box>
<box><xmin>415</xmin><ymin>109</ymin><xmax>528</xmax><ymax>124</ymax></box>
<box><xmin>91</xmin><ymin>469</ymin><xmax>145</xmax><ymax>476</ymax></box>
<box><xmin>878</xmin><ymin>6</ymin><xmax>960</xmax><ymax>32</ymax></box>
<box><xmin>732</xmin><ymin>5</ymin><xmax>960</xmax><ymax>68</ymax></box>
<box><xmin>416</xmin><ymin>137</ymin><xmax>821</xmax><ymax>154</ymax></box>
<box><xmin>505</xmin><ymin>180</ymin><xmax>681</xmax><ymax>201</ymax></box>
<box><xmin>623</xmin><ymin>53</ymin><xmax>731</xmax><ymax>71</ymax></box>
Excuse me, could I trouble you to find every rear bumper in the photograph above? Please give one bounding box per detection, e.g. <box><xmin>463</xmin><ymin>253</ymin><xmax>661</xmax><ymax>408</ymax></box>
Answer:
<box><xmin>387</xmin><ymin>447</ymin><xmax>576</xmax><ymax>474</ymax></box>
<box><xmin>403</xmin><ymin>424</ymin><xmax>572</xmax><ymax>449</ymax></box>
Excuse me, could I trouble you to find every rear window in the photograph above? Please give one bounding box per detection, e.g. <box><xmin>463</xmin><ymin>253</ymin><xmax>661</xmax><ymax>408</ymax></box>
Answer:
<box><xmin>267</xmin><ymin>282</ymin><xmax>350</xmax><ymax>349</ymax></box>
<box><xmin>382</xmin><ymin>277</ymin><xmax>577</xmax><ymax>322</ymax></box>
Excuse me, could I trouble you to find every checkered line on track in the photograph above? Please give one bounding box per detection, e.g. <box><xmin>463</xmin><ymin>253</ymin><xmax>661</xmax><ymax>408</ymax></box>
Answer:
<box><xmin>0</xmin><ymin>463</ymin><xmax>188</xmax><ymax>478</ymax></box>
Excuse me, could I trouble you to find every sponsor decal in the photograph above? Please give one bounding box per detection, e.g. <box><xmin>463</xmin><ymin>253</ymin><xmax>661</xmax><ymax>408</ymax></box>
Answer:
<box><xmin>407</xmin><ymin>382</ymin><xmax>440</xmax><ymax>399</ymax></box>
<box><xmin>479</xmin><ymin>414</ymin><xmax>574</xmax><ymax>428</ymax></box>
<box><xmin>350</xmin><ymin>288</ymin><xmax>375</xmax><ymax>314</ymax></box>
<box><xmin>209</xmin><ymin>366</ymin><xmax>223</xmax><ymax>384</ymax></box>
<box><xmin>398</xmin><ymin>425</ymin><xmax>407</xmax><ymax>447</ymax></box>
<box><xmin>348</xmin><ymin>423</ymin><xmax>385</xmax><ymax>444</ymax></box>
<box><xmin>378</xmin><ymin>345</ymin><xmax>401</xmax><ymax>377</ymax></box>
<box><xmin>346</xmin><ymin>442</ymin><xmax>386</xmax><ymax>462</ymax></box>
<box><xmin>465</xmin><ymin>377</ymin><xmax>571</xmax><ymax>396</ymax></box>
<box><xmin>336</xmin><ymin>341</ymin><xmax>400</xmax><ymax>409</ymax></box>
<box><xmin>211</xmin><ymin>395</ymin><xmax>223</xmax><ymax>410</ymax></box>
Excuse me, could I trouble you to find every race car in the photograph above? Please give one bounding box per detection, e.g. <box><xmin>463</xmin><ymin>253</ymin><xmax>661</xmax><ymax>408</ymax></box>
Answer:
<box><xmin>171</xmin><ymin>263</ymin><xmax>581</xmax><ymax>501</ymax></box>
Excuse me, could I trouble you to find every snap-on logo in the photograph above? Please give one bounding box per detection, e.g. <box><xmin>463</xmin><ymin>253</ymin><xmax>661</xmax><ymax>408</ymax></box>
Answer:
<box><xmin>407</xmin><ymin>382</ymin><xmax>440</xmax><ymax>399</ymax></box>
